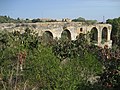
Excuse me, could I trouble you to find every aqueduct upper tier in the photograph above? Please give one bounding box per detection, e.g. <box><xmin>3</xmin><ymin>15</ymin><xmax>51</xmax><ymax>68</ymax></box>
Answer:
<box><xmin>0</xmin><ymin>22</ymin><xmax>112</xmax><ymax>48</ymax></box>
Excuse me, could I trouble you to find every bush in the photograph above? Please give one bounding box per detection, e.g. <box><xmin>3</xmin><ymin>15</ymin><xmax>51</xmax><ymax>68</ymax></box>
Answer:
<box><xmin>1</xmin><ymin>29</ymin><xmax>119</xmax><ymax>90</ymax></box>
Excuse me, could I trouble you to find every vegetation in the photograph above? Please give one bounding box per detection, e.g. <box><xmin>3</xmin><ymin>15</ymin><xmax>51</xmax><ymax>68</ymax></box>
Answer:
<box><xmin>0</xmin><ymin>15</ymin><xmax>32</xmax><ymax>23</ymax></box>
<box><xmin>0</xmin><ymin>29</ymin><xmax>100</xmax><ymax>89</ymax></box>
<box><xmin>0</xmin><ymin>15</ymin><xmax>98</xmax><ymax>24</ymax></box>
<box><xmin>72</xmin><ymin>17</ymin><xmax>86</xmax><ymax>22</ymax></box>
<box><xmin>72</xmin><ymin>17</ymin><xmax>98</xmax><ymax>24</ymax></box>
<box><xmin>0</xmin><ymin>16</ymin><xmax>16</xmax><ymax>23</ymax></box>
<box><xmin>0</xmin><ymin>17</ymin><xmax>120</xmax><ymax>89</ymax></box>
<box><xmin>106</xmin><ymin>17</ymin><xmax>120</xmax><ymax>46</ymax></box>
<box><xmin>0</xmin><ymin>15</ymin><xmax>57</xmax><ymax>23</ymax></box>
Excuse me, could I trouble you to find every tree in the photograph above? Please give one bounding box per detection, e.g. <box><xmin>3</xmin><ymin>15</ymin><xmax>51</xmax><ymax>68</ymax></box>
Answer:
<box><xmin>72</xmin><ymin>17</ymin><xmax>85</xmax><ymax>22</ymax></box>
<box><xmin>85</xmin><ymin>20</ymin><xmax>98</xmax><ymax>24</ymax></box>
<box><xmin>106</xmin><ymin>17</ymin><xmax>120</xmax><ymax>46</ymax></box>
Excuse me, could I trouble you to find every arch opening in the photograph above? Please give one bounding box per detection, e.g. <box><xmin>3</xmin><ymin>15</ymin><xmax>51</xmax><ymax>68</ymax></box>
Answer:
<box><xmin>42</xmin><ymin>31</ymin><xmax>53</xmax><ymax>44</ymax></box>
<box><xmin>102</xmin><ymin>27</ymin><xmax>108</xmax><ymax>42</ymax></box>
<box><xmin>61</xmin><ymin>29</ymin><xmax>71</xmax><ymax>40</ymax></box>
<box><xmin>90</xmin><ymin>27</ymin><xmax>98</xmax><ymax>43</ymax></box>
<box><xmin>80</xmin><ymin>28</ymin><xmax>83</xmax><ymax>32</ymax></box>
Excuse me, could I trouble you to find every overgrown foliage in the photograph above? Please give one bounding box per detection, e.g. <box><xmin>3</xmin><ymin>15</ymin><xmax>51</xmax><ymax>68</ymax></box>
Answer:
<box><xmin>72</xmin><ymin>17</ymin><xmax>98</xmax><ymax>24</ymax></box>
<box><xmin>0</xmin><ymin>15</ymin><xmax>57</xmax><ymax>23</ymax></box>
<box><xmin>52</xmin><ymin>34</ymin><xmax>89</xmax><ymax>60</ymax></box>
<box><xmin>90</xmin><ymin>47</ymin><xmax>120</xmax><ymax>90</ymax></box>
<box><xmin>0</xmin><ymin>28</ymin><xmax>102</xmax><ymax>90</ymax></box>
<box><xmin>0</xmin><ymin>26</ymin><xmax>120</xmax><ymax>90</ymax></box>
<box><xmin>0</xmin><ymin>16</ymin><xmax>31</xmax><ymax>23</ymax></box>
<box><xmin>107</xmin><ymin>17</ymin><xmax>120</xmax><ymax>46</ymax></box>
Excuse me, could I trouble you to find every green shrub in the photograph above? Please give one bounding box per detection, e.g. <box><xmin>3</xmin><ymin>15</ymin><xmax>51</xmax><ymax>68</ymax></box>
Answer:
<box><xmin>0</xmin><ymin>29</ymin><xmax>107</xmax><ymax>90</ymax></box>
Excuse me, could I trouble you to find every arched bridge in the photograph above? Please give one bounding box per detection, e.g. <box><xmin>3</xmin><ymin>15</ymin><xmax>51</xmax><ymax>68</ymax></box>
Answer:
<box><xmin>0</xmin><ymin>22</ymin><xmax>112</xmax><ymax>48</ymax></box>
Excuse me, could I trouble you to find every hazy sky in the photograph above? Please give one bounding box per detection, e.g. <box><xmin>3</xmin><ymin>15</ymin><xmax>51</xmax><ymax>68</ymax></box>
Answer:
<box><xmin>0</xmin><ymin>0</ymin><xmax>120</xmax><ymax>21</ymax></box>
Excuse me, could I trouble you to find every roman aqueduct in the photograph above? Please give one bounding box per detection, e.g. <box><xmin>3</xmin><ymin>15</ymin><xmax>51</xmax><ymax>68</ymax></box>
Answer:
<box><xmin>0</xmin><ymin>22</ymin><xmax>112</xmax><ymax>48</ymax></box>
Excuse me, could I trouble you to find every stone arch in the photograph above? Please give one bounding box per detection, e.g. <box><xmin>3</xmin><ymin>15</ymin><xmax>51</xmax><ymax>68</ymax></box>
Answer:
<box><xmin>42</xmin><ymin>31</ymin><xmax>53</xmax><ymax>43</ymax></box>
<box><xmin>61</xmin><ymin>29</ymin><xmax>71</xmax><ymax>40</ymax></box>
<box><xmin>102</xmin><ymin>27</ymin><xmax>108</xmax><ymax>41</ymax></box>
<box><xmin>90</xmin><ymin>27</ymin><xmax>98</xmax><ymax>43</ymax></box>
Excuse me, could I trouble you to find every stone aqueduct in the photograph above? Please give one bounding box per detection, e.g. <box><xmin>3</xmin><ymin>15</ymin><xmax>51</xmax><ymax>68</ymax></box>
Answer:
<box><xmin>0</xmin><ymin>22</ymin><xmax>112</xmax><ymax>48</ymax></box>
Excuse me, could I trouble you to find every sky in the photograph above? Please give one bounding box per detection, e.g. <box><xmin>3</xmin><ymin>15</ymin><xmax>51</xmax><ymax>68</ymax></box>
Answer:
<box><xmin>0</xmin><ymin>0</ymin><xmax>120</xmax><ymax>21</ymax></box>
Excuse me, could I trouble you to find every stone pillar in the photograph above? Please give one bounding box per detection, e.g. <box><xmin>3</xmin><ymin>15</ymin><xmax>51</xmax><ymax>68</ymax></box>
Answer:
<box><xmin>71</xmin><ymin>33</ymin><xmax>77</xmax><ymax>40</ymax></box>
<box><xmin>53</xmin><ymin>32</ymin><xmax>61</xmax><ymax>39</ymax></box>
<box><xmin>97</xmin><ymin>28</ymin><xmax>102</xmax><ymax>44</ymax></box>
<box><xmin>107</xmin><ymin>29</ymin><xmax>111</xmax><ymax>41</ymax></box>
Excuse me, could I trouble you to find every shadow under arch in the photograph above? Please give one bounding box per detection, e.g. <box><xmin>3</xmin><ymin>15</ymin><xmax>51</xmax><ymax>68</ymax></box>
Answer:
<box><xmin>42</xmin><ymin>31</ymin><xmax>53</xmax><ymax>44</ymax></box>
<box><xmin>61</xmin><ymin>29</ymin><xmax>71</xmax><ymax>40</ymax></box>
<box><xmin>102</xmin><ymin>27</ymin><xmax>108</xmax><ymax>42</ymax></box>
<box><xmin>90</xmin><ymin>27</ymin><xmax>98</xmax><ymax>43</ymax></box>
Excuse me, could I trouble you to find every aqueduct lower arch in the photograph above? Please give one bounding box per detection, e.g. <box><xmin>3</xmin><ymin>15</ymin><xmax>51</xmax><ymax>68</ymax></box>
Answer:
<box><xmin>90</xmin><ymin>27</ymin><xmax>98</xmax><ymax>43</ymax></box>
<box><xmin>61</xmin><ymin>29</ymin><xmax>71</xmax><ymax>40</ymax></box>
<box><xmin>102</xmin><ymin>27</ymin><xmax>108</xmax><ymax>42</ymax></box>
<box><xmin>42</xmin><ymin>31</ymin><xmax>53</xmax><ymax>43</ymax></box>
